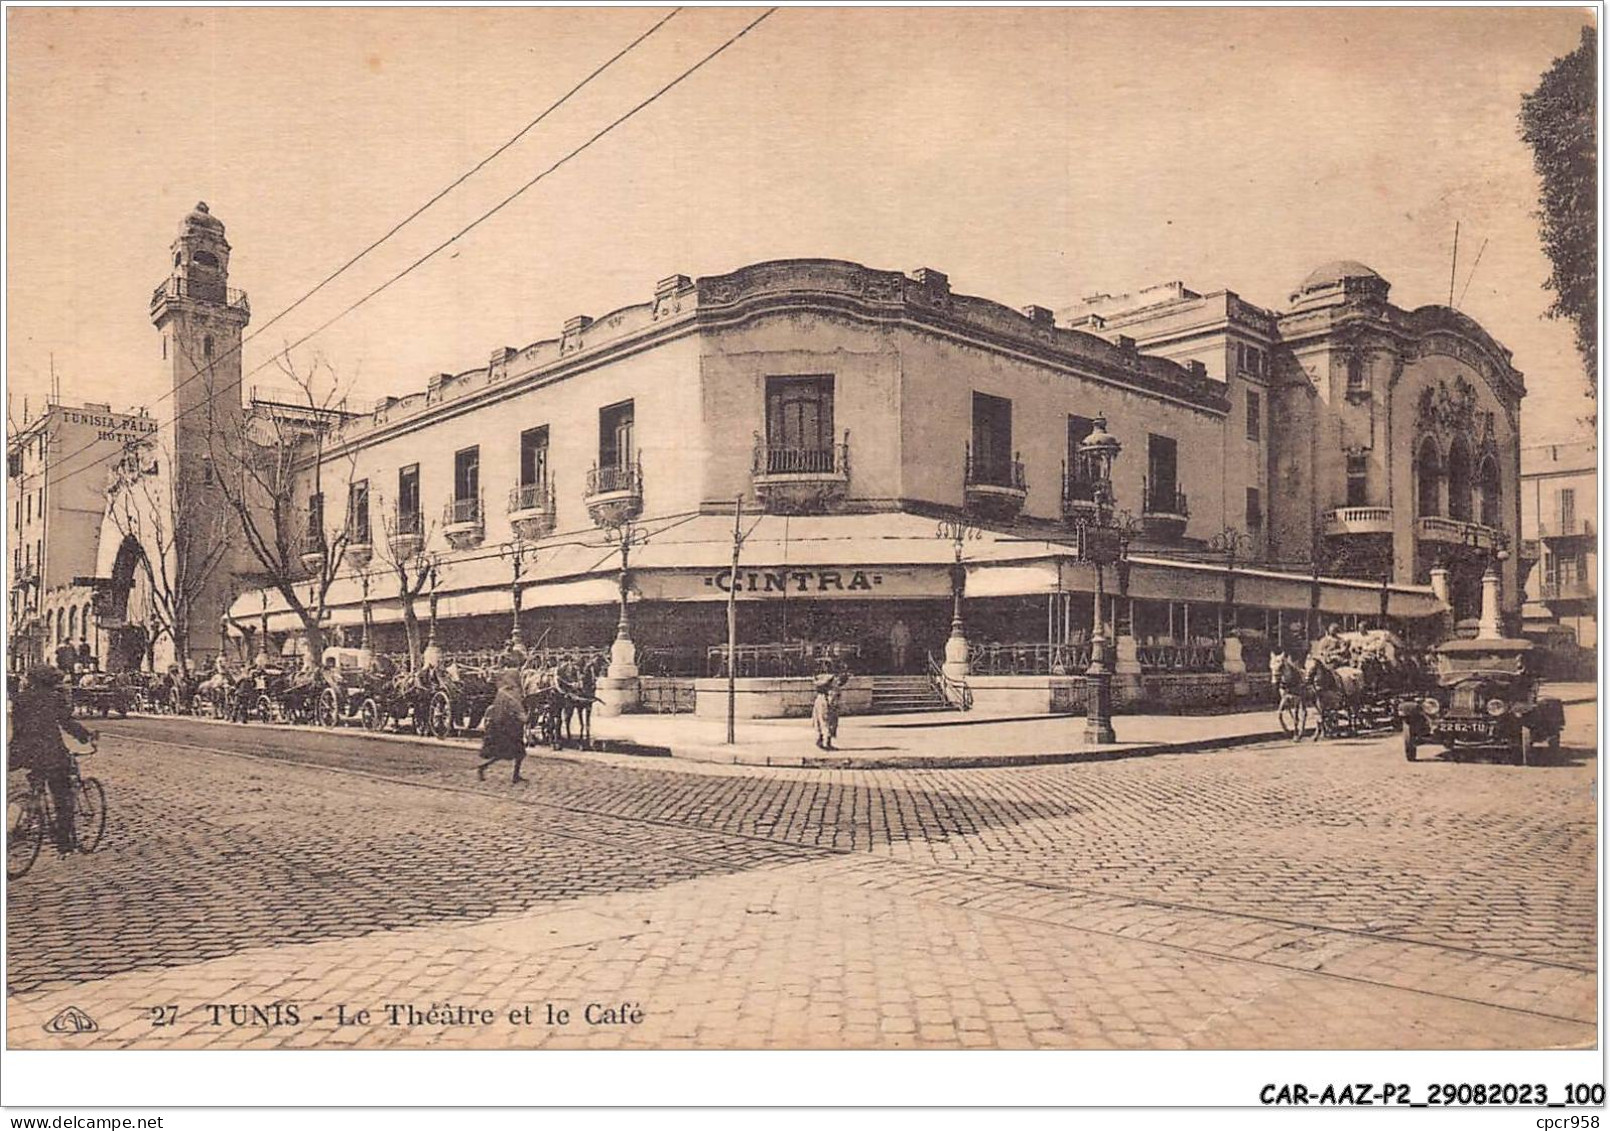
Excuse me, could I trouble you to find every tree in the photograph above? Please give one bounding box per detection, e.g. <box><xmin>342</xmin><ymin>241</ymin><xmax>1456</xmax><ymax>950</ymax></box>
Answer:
<box><xmin>1520</xmin><ymin>24</ymin><xmax>1597</xmax><ymax>402</ymax></box>
<box><xmin>205</xmin><ymin>349</ymin><xmax>359</xmax><ymax>664</ymax></box>
<box><xmin>104</xmin><ymin>436</ymin><xmax>232</xmax><ymax>668</ymax></box>
<box><xmin>371</xmin><ymin>489</ymin><xmax>439</xmax><ymax>669</ymax></box>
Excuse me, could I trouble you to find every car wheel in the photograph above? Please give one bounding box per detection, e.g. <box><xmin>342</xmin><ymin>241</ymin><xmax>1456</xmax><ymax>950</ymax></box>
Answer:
<box><xmin>1518</xmin><ymin>725</ymin><xmax>1533</xmax><ymax>767</ymax></box>
<box><xmin>1403</xmin><ymin>728</ymin><xmax>1417</xmax><ymax>762</ymax></box>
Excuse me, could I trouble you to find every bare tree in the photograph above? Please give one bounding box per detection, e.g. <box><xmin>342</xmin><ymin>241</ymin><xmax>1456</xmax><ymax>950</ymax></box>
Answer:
<box><xmin>205</xmin><ymin>348</ymin><xmax>359</xmax><ymax>664</ymax></box>
<box><xmin>104</xmin><ymin>436</ymin><xmax>232</xmax><ymax>668</ymax></box>
<box><xmin>370</xmin><ymin>489</ymin><xmax>439</xmax><ymax>669</ymax></box>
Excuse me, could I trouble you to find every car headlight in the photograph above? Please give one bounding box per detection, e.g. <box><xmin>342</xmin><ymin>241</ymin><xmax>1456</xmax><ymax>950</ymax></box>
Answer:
<box><xmin>1486</xmin><ymin>698</ymin><xmax>1508</xmax><ymax>717</ymax></box>
<box><xmin>1422</xmin><ymin>698</ymin><xmax>1441</xmax><ymax>716</ymax></box>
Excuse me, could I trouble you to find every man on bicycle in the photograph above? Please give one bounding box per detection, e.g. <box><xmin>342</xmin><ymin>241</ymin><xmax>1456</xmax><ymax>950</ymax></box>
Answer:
<box><xmin>9</xmin><ymin>666</ymin><xmax>95</xmax><ymax>854</ymax></box>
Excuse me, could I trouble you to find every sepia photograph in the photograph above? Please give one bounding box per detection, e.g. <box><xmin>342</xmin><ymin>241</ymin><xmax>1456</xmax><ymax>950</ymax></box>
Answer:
<box><xmin>2</xmin><ymin>2</ymin><xmax>1602</xmax><ymax>1117</ymax></box>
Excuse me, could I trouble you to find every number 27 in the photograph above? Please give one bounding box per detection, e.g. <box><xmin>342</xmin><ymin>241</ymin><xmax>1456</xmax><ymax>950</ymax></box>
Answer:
<box><xmin>148</xmin><ymin>1005</ymin><xmax>178</xmax><ymax>1026</ymax></box>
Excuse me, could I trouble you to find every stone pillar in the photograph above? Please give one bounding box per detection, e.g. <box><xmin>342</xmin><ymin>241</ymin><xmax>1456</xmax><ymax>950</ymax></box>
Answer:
<box><xmin>942</xmin><ymin>629</ymin><xmax>970</xmax><ymax>682</ymax></box>
<box><xmin>1113</xmin><ymin>633</ymin><xmax>1143</xmax><ymax>709</ymax></box>
<box><xmin>1221</xmin><ymin>635</ymin><xmax>1249</xmax><ymax>697</ymax></box>
<box><xmin>1428</xmin><ymin>566</ymin><xmax>1451</xmax><ymax>607</ymax></box>
<box><xmin>1477</xmin><ymin>564</ymin><xmax>1503</xmax><ymax>640</ymax></box>
<box><xmin>595</xmin><ymin>636</ymin><xmax>641</xmax><ymax>716</ymax></box>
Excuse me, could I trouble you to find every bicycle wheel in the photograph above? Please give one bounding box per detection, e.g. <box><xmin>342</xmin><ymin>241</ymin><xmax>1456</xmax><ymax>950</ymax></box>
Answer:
<box><xmin>75</xmin><ymin>777</ymin><xmax>107</xmax><ymax>854</ymax></box>
<box><xmin>7</xmin><ymin>793</ymin><xmax>45</xmax><ymax>879</ymax></box>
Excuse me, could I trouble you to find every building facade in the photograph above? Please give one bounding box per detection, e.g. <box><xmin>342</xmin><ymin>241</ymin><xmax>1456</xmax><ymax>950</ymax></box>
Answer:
<box><xmin>219</xmin><ymin>252</ymin><xmax>1507</xmax><ymax>713</ymax></box>
<box><xmin>1520</xmin><ymin>439</ymin><xmax>1597</xmax><ymax>652</ymax></box>
<box><xmin>7</xmin><ymin>400</ymin><xmax>159</xmax><ymax>670</ymax></box>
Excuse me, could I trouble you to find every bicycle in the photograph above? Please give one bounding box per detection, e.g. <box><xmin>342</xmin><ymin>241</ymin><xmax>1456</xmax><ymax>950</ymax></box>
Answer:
<box><xmin>7</xmin><ymin>742</ymin><xmax>105</xmax><ymax>880</ymax></box>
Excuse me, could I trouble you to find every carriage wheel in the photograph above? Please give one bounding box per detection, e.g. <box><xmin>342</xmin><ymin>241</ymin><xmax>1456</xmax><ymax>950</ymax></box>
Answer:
<box><xmin>255</xmin><ymin>694</ymin><xmax>276</xmax><ymax>724</ymax></box>
<box><xmin>316</xmin><ymin>688</ymin><xmax>339</xmax><ymax>728</ymax></box>
<box><xmin>428</xmin><ymin>691</ymin><xmax>454</xmax><ymax>739</ymax></box>
<box><xmin>360</xmin><ymin>697</ymin><xmax>381</xmax><ymax>732</ymax></box>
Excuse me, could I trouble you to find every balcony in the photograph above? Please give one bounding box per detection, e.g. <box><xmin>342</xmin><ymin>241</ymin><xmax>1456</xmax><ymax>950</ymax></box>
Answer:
<box><xmin>1537</xmin><ymin>518</ymin><xmax>1595</xmax><ymax>541</ymax></box>
<box><xmin>343</xmin><ymin>525</ymin><xmax>372</xmax><ymax>569</ymax></box>
<box><xmin>387</xmin><ymin>510</ymin><xmax>424</xmax><ymax>561</ymax></box>
<box><xmin>963</xmin><ymin>446</ymin><xmax>1028</xmax><ymax>521</ymax></box>
<box><xmin>150</xmin><ymin>277</ymin><xmax>250</xmax><ymax>315</ymax></box>
<box><xmin>1323</xmin><ymin>506</ymin><xmax>1394</xmax><ymax>537</ymax></box>
<box><xmin>584</xmin><ymin>459</ymin><xmax>643</xmax><ymax>529</ymax></box>
<box><xmin>1060</xmin><ymin>469</ymin><xmax>1113</xmax><ymax>525</ymax></box>
<box><xmin>11</xmin><ymin>561</ymin><xmax>38</xmax><ymax>589</ymax></box>
<box><xmin>751</xmin><ymin>434</ymin><xmax>850</xmax><ymax>514</ymax></box>
<box><xmin>1141</xmin><ymin>478</ymin><xmax>1189</xmax><ymax>542</ymax></box>
<box><xmin>298</xmin><ymin>531</ymin><xmax>328</xmax><ymax>573</ymax></box>
<box><xmin>507</xmin><ymin>478</ymin><xmax>557</xmax><ymax>541</ymax></box>
<box><xmin>1539</xmin><ymin>578</ymin><xmax>1595</xmax><ymax>603</ymax></box>
<box><xmin>1416</xmin><ymin>515</ymin><xmax>1500</xmax><ymax>550</ymax></box>
<box><xmin>442</xmin><ymin>495</ymin><xmax>485</xmax><ymax>550</ymax></box>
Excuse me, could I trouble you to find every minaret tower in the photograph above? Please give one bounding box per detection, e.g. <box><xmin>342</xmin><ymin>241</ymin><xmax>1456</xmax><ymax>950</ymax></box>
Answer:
<box><xmin>147</xmin><ymin>201</ymin><xmax>252</xmax><ymax>668</ymax></box>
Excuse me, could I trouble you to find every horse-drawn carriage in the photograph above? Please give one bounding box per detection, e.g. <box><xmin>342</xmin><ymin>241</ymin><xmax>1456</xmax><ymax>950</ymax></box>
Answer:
<box><xmin>70</xmin><ymin>672</ymin><xmax>133</xmax><ymax>718</ymax></box>
<box><xmin>1271</xmin><ymin>629</ymin><xmax>1421</xmax><ymax>739</ymax></box>
<box><xmin>313</xmin><ymin>648</ymin><xmax>399</xmax><ymax>729</ymax></box>
<box><xmin>419</xmin><ymin>661</ymin><xmax>498</xmax><ymax>738</ymax></box>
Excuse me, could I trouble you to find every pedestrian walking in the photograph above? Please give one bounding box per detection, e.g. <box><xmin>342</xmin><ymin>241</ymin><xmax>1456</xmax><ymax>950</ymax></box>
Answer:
<box><xmin>477</xmin><ymin>660</ymin><xmax>528</xmax><ymax>784</ymax></box>
<box><xmin>811</xmin><ymin>661</ymin><xmax>848</xmax><ymax>750</ymax></box>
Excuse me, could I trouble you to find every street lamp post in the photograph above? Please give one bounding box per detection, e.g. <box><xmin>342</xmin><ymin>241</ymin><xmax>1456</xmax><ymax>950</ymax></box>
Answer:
<box><xmin>1077</xmin><ymin>415</ymin><xmax>1124</xmax><ymax>746</ymax></box>
<box><xmin>422</xmin><ymin>557</ymin><xmax>442</xmax><ymax>668</ymax></box>
<box><xmin>935</xmin><ymin>516</ymin><xmax>975</xmax><ymax>682</ymax></box>
<box><xmin>500</xmin><ymin>539</ymin><xmax>531</xmax><ymax>650</ymax></box>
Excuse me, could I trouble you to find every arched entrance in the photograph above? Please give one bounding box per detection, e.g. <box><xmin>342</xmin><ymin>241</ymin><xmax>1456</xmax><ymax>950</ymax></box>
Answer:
<box><xmin>98</xmin><ymin>535</ymin><xmax>159</xmax><ymax>672</ymax></box>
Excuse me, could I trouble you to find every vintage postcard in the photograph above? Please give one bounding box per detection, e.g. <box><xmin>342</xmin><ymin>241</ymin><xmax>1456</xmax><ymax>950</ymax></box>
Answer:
<box><xmin>3</xmin><ymin>3</ymin><xmax>1600</xmax><ymax>1113</ymax></box>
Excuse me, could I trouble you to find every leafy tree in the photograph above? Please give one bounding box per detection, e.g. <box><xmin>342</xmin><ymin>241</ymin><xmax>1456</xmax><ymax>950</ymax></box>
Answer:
<box><xmin>1519</xmin><ymin>25</ymin><xmax>1598</xmax><ymax>401</ymax></box>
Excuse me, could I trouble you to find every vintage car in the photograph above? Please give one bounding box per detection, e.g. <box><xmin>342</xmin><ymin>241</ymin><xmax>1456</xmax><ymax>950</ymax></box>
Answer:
<box><xmin>1398</xmin><ymin>638</ymin><xmax>1564</xmax><ymax>765</ymax></box>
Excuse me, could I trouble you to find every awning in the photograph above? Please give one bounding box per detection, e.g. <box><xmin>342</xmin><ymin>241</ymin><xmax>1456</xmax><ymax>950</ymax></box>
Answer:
<box><xmin>964</xmin><ymin>561</ymin><xmax>1066</xmax><ymax>598</ymax></box>
<box><xmin>1234</xmin><ymin>572</ymin><xmax>1314</xmax><ymax>609</ymax></box>
<box><xmin>1125</xmin><ymin>559</ymin><xmax>1226</xmax><ymax>602</ymax></box>
<box><xmin>1319</xmin><ymin>584</ymin><xmax>1385</xmax><ymax>616</ymax></box>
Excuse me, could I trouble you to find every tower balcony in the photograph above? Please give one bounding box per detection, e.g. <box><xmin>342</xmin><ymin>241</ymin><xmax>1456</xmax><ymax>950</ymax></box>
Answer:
<box><xmin>963</xmin><ymin>446</ymin><xmax>1027</xmax><ymax>521</ymax></box>
<box><xmin>1141</xmin><ymin>479</ymin><xmax>1189</xmax><ymax>542</ymax></box>
<box><xmin>507</xmin><ymin>478</ymin><xmax>557</xmax><ymax>541</ymax></box>
<box><xmin>150</xmin><ymin>277</ymin><xmax>250</xmax><ymax>315</ymax></box>
<box><xmin>751</xmin><ymin>433</ymin><xmax>849</xmax><ymax>514</ymax></box>
<box><xmin>1416</xmin><ymin>515</ymin><xmax>1500</xmax><ymax>550</ymax></box>
<box><xmin>443</xmin><ymin>496</ymin><xmax>485</xmax><ymax>550</ymax></box>
<box><xmin>387</xmin><ymin>510</ymin><xmax>425</xmax><ymax>562</ymax></box>
<box><xmin>584</xmin><ymin>460</ymin><xmax>644</xmax><ymax>529</ymax></box>
<box><xmin>1323</xmin><ymin>506</ymin><xmax>1394</xmax><ymax>537</ymax></box>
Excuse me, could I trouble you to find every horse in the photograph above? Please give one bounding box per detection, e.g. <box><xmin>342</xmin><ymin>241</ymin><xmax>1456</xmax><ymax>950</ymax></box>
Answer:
<box><xmin>520</xmin><ymin>665</ymin><xmax>565</xmax><ymax>750</ymax></box>
<box><xmin>556</xmin><ymin>657</ymin><xmax>601</xmax><ymax>749</ymax></box>
<box><xmin>1269</xmin><ymin>650</ymin><xmax>1310</xmax><ymax>739</ymax></box>
<box><xmin>1302</xmin><ymin>654</ymin><xmax>1367</xmax><ymax>739</ymax></box>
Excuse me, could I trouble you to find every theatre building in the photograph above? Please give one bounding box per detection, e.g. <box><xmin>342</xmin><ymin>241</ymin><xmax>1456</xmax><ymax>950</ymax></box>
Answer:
<box><xmin>221</xmin><ymin>246</ymin><xmax>1527</xmax><ymax>715</ymax></box>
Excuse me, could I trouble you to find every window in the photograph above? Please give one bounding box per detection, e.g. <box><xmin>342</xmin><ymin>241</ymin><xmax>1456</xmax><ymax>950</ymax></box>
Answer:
<box><xmin>1446</xmin><ymin>439</ymin><xmax>1472</xmax><ymax>522</ymax></box>
<box><xmin>1245</xmin><ymin>391</ymin><xmax>1261</xmax><ymax>442</ymax></box>
<box><xmin>193</xmin><ymin>250</ymin><xmax>219</xmax><ymax>269</ymax></box>
<box><xmin>1416</xmin><ymin>439</ymin><xmax>1441</xmax><ymax>517</ymax></box>
<box><xmin>1346</xmin><ymin>453</ymin><xmax>1369</xmax><ymax>507</ymax></box>
<box><xmin>1245</xmin><ymin>487</ymin><xmax>1263</xmax><ymax>531</ymax></box>
<box><xmin>1479</xmin><ymin>458</ymin><xmax>1501</xmax><ymax>527</ymax></box>
<box><xmin>24</xmin><ymin>493</ymin><xmax>30</xmax><ymax>525</ymax></box>
<box><xmin>1236</xmin><ymin>342</ymin><xmax>1265</xmax><ymax>377</ymax></box>
<box><xmin>1147</xmin><ymin>434</ymin><xmax>1179</xmax><ymax>509</ymax></box>
<box><xmin>201</xmin><ymin>454</ymin><xmax>214</xmax><ymax>485</ymax></box>
<box><xmin>307</xmin><ymin>492</ymin><xmax>324</xmax><ymax>540</ymax></box>
<box><xmin>1346</xmin><ymin>355</ymin><xmax>1366</xmax><ymax>393</ymax></box>
<box><xmin>68</xmin><ymin>607</ymin><xmax>77</xmax><ymax>640</ymax></box>
<box><xmin>970</xmin><ymin>392</ymin><xmax>1014</xmax><ymax>486</ymax></box>
<box><xmin>453</xmin><ymin>446</ymin><xmax>480</xmax><ymax>504</ymax></box>
<box><xmin>397</xmin><ymin>464</ymin><xmax>420</xmax><ymax>533</ymax></box>
<box><xmin>520</xmin><ymin>426</ymin><xmax>550</xmax><ymax>487</ymax></box>
<box><xmin>203</xmin><ymin>335</ymin><xmax>214</xmax><ymax>359</ymax></box>
<box><xmin>1558</xmin><ymin>488</ymin><xmax>1576</xmax><ymax>535</ymax></box>
<box><xmin>1067</xmin><ymin>415</ymin><xmax>1096</xmax><ymax>481</ymax></box>
<box><xmin>347</xmin><ymin>480</ymin><xmax>370</xmax><ymax>543</ymax></box>
<box><xmin>766</xmin><ymin>376</ymin><xmax>834</xmax><ymax>453</ymax></box>
<box><xmin>599</xmin><ymin>401</ymin><xmax>635</xmax><ymax>470</ymax></box>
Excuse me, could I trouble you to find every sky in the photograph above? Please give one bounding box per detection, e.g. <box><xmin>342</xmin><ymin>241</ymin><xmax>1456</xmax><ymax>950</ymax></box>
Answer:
<box><xmin>5</xmin><ymin>6</ymin><xmax>1598</xmax><ymax>452</ymax></box>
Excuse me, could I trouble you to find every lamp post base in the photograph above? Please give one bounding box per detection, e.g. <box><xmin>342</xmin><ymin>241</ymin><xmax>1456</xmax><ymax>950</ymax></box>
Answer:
<box><xmin>1084</xmin><ymin>660</ymin><xmax>1116</xmax><ymax>745</ymax></box>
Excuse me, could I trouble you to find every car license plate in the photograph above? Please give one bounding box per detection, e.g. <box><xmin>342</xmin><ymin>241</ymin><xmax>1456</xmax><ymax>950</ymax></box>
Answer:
<box><xmin>1440</xmin><ymin>720</ymin><xmax>1492</xmax><ymax>738</ymax></box>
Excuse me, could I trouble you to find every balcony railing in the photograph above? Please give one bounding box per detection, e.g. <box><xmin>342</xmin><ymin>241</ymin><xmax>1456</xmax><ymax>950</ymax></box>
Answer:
<box><xmin>387</xmin><ymin>510</ymin><xmax>424</xmax><ymax>560</ymax></box>
<box><xmin>1416</xmin><ymin>515</ymin><xmax>1499</xmax><ymax>548</ymax></box>
<box><xmin>968</xmin><ymin>641</ymin><xmax>1093</xmax><ymax>676</ymax></box>
<box><xmin>509</xmin><ymin>480</ymin><xmax>555</xmax><ymax>514</ymax></box>
<box><xmin>1135</xmin><ymin>641</ymin><xmax>1224</xmax><ymax>674</ymax></box>
<box><xmin>1537</xmin><ymin>518</ymin><xmax>1596</xmax><ymax>539</ymax></box>
<box><xmin>1323</xmin><ymin>506</ymin><xmax>1393</xmax><ymax>536</ymax></box>
<box><xmin>964</xmin><ymin>447</ymin><xmax>1027</xmax><ymax>492</ymax></box>
<box><xmin>150</xmin><ymin>277</ymin><xmax>250</xmax><ymax>313</ymax></box>
<box><xmin>444</xmin><ymin>496</ymin><xmax>483</xmax><ymax>526</ymax></box>
<box><xmin>391</xmin><ymin>509</ymin><xmax>423</xmax><ymax>537</ymax></box>
<box><xmin>752</xmin><ymin>439</ymin><xmax>849</xmax><ymax>478</ymax></box>
<box><xmin>1141</xmin><ymin>479</ymin><xmax>1189</xmax><ymax>518</ymax></box>
<box><xmin>586</xmin><ymin>460</ymin><xmax>643</xmax><ymax>498</ymax></box>
<box><xmin>1539</xmin><ymin>579</ymin><xmax>1595</xmax><ymax>602</ymax></box>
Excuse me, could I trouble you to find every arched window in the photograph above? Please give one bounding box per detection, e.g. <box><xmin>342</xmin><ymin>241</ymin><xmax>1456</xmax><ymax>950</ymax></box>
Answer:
<box><xmin>1479</xmin><ymin>457</ymin><xmax>1502</xmax><ymax>527</ymax></box>
<box><xmin>82</xmin><ymin>603</ymin><xmax>93</xmax><ymax>641</ymax></box>
<box><xmin>174</xmin><ymin>252</ymin><xmax>182</xmax><ymax>268</ymax></box>
<box><xmin>67</xmin><ymin>607</ymin><xmax>77</xmax><ymax>641</ymax></box>
<box><xmin>1416</xmin><ymin>438</ymin><xmax>1442</xmax><ymax>517</ymax></box>
<box><xmin>1446</xmin><ymin>437</ymin><xmax>1472</xmax><ymax>522</ymax></box>
<box><xmin>46</xmin><ymin>609</ymin><xmax>56</xmax><ymax>644</ymax></box>
<box><xmin>193</xmin><ymin>250</ymin><xmax>219</xmax><ymax>269</ymax></box>
<box><xmin>203</xmin><ymin>335</ymin><xmax>214</xmax><ymax>359</ymax></box>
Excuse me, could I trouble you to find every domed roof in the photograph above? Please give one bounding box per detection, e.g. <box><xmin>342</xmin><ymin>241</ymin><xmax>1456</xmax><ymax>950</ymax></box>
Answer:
<box><xmin>181</xmin><ymin>201</ymin><xmax>224</xmax><ymax>232</ymax></box>
<box><xmin>1298</xmin><ymin>259</ymin><xmax>1381</xmax><ymax>292</ymax></box>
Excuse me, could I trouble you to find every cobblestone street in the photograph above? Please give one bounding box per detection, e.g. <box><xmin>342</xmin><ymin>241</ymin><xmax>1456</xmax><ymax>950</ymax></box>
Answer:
<box><xmin>6</xmin><ymin>703</ymin><xmax>1597</xmax><ymax>1050</ymax></box>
